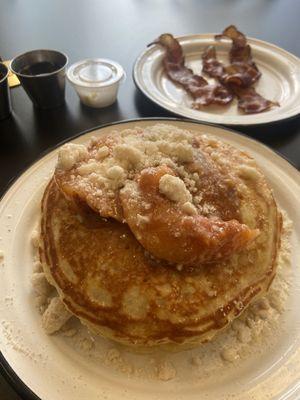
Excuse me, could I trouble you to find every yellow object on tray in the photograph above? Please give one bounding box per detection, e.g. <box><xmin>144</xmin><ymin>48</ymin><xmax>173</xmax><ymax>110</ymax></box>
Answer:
<box><xmin>3</xmin><ymin>60</ymin><xmax>20</xmax><ymax>87</ymax></box>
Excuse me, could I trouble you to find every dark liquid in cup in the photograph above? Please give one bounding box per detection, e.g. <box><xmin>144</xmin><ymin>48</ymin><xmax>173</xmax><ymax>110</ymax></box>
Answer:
<box><xmin>20</xmin><ymin>61</ymin><xmax>60</xmax><ymax>76</ymax></box>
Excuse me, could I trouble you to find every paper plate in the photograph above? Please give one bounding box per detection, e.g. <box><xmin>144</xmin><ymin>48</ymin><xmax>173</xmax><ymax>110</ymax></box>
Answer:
<box><xmin>0</xmin><ymin>119</ymin><xmax>300</xmax><ymax>400</ymax></box>
<box><xmin>133</xmin><ymin>34</ymin><xmax>300</xmax><ymax>125</ymax></box>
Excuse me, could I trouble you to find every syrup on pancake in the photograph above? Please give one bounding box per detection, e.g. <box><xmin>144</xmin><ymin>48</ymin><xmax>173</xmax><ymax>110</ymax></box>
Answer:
<box><xmin>120</xmin><ymin>165</ymin><xmax>258</xmax><ymax>267</ymax></box>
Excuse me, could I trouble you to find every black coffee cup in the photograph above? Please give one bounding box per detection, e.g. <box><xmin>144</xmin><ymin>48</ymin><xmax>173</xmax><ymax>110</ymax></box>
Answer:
<box><xmin>10</xmin><ymin>49</ymin><xmax>68</xmax><ymax>109</ymax></box>
<box><xmin>0</xmin><ymin>63</ymin><xmax>12</xmax><ymax>120</ymax></box>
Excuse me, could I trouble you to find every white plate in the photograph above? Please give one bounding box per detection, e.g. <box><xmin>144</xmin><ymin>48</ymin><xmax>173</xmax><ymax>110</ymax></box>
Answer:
<box><xmin>133</xmin><ymin>34</ymin><xmax>300</xmax><ymax>125</ymax></box>
<box><xmin>0</xmin><ymin>119</ymin><xmax>300</xmax><ymax>400</ymax></box>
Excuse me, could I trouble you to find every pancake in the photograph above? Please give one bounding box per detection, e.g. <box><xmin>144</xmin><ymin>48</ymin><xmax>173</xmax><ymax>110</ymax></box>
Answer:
<box><xmin>39</xmin><ymin>124</ymin><xmax>282</xmax><ymax>347</ymax></box>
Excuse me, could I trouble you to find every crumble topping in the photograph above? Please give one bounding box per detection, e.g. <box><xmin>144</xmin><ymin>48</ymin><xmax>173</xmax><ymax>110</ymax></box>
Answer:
<box><xmin>114</xmin><ymin>144</ymin><xmax>144</xmax><ymax>168</ymax></box>
<box><xmin>181</xmin><ymin>201</ymin><xmax>198</xmax><ymax>215</ymax></box>
<box><xmin>56</xmin><ymin>125</ymin><xmax>200</xmax><ymax>200</ymax></box>
<box><xmin>42</xmin><ymin>297</ymin><xmax>72</xmax><ymax>335</ymax></box>
<box><xmin>159</xmin><ymin>174</ymin><xmax>192</xmax><ymax>204</ymax></box>
<box><xmin>106</xmin><ymin>165</ymin><xmax>127</xmax><ymax>189</ymax></box>
<box><xmin>31</xmin><ymin>229</ymin><xmax>39</xmax><ymax>248</ymax></box>
<box><xmin>238</xmin><ymin>165</ymin><xmax>261</xmax><ymax>181</ymax></box>
<box><xmin>136</xmin><ymin>214</ymin><xmax>150</xmax><ymax>226</ymax></box>
<box><xmin>57</xmin><ymin>143</ymin><xmax>88</xmax><ymax>170</ymax></box>
<box><xmin>31</xmin><ymin>272</ymin><xmax>51</xmax><ymax>297</ymax></box>
<box><xmin>95</xmin><ymin>145</ymin><xmax>110</xmax><ymax>160</ymax></box>
<box><xmin>156</xmin><ymin>361</ymin><xmax>177</xmax><ymax>381</ymax></box>
<box><xmin>55</xmin><ymin>124</ymin><xmax>267</xmax><ymax>229</ymax></box>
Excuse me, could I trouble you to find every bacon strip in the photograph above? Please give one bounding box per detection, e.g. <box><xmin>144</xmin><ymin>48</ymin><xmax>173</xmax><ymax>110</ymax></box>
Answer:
<box><xmin>233</xmin><ymin>87</ymin><xmax>279</xmax><ymax>114</ymax></box>
<box><xmin>214</xmin><ymin>25</ymin><xmax>261</xmax><ymax>87</ymax></box>
<box><xmin>202</xmin><ymin>27</ymin><xmax>279</xmax><ymax>114</ymax></box>
<box><xmin>202</xmin><ymin>46</ymin><xmax>260</xmax><ymax>88</ymax></box>
<box><xmin>215</xmin><ymin>25</ymin><xmax>254</xmax><ymax>64</ymax></box>
<box><xmin>151</xmin><ymin>34</ymin><xmax>233</xmax><ymax>107</ymax></box>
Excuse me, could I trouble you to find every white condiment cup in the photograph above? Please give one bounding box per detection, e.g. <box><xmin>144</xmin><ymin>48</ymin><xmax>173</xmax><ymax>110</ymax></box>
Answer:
<box><xmin>67</xmin><ymin>58</ymin><xmax>125</xmax><ymax>108</ymax></box>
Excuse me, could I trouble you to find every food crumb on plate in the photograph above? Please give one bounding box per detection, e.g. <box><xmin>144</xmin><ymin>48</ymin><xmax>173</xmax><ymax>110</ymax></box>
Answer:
<box><xmin>61</xmin><ymin>328</ymin><xmax>78</xmax><ymax>337</ymax></box>
<box><xmin>221</xmin><ymin>348</ymin><xmax>239</xmax><ymax>362</ymax></box>
<box><xmin>31</xmin><ymin>229</ymin><xmax>39</xmax><ymax>248</ymax></box>
<box><xmin>156</xmin><ymin>360</ymin><xmax>177</xmax><ymax>381</ymax></box>
<box><xmin>78</xmin><ymin>337</ymin><xmax>94</xmax><ymax>351</ymax></box>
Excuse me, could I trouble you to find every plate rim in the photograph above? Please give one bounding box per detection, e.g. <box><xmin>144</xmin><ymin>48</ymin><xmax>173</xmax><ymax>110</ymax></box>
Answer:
<box><xmin>133</xmin><ymin>33</ymin><xmax>300</xmax><ymax>126</ymax></box>
<box><xmin>0</xmin><ymin>117</ymin><xmax>299</xmax><ymax>400</ymax></box>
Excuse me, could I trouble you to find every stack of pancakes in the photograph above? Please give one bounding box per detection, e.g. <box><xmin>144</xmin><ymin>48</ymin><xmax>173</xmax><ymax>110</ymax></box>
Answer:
<box><xmin>39</xmin><ymin>124</ymin><xmax>281</xmax><ymax>348</ymax></box>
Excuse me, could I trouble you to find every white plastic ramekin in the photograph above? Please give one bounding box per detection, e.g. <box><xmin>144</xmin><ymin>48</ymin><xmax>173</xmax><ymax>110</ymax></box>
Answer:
<box><xmin>67</xmin><ymin>58</ymin><xmax>125</xmax><ymax>108</ymax></box>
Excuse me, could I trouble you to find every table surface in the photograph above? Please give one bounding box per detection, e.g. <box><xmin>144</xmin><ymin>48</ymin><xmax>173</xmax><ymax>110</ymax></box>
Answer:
<box><xmin>1</xmin><ymin>0</ymin><xmax>300</xmax><ymax>398</ymax></box>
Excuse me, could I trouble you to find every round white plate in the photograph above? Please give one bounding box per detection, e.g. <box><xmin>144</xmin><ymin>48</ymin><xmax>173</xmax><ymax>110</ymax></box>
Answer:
<box><xmin>133</xmin><ymin>34</ymin><xmax>300</xmax><ymax>125</ymax></box>
<box><xmin>0</xmin><ymin>119</ymin><xmax>300</xmax><ymax>400</ymax></box>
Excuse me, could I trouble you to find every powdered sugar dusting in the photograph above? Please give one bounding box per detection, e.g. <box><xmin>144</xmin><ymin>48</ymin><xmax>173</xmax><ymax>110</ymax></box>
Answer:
<box><xmin>1</xmin><ymin>320</ymin><xmax>47</xmax><ymax>364</ymax></box>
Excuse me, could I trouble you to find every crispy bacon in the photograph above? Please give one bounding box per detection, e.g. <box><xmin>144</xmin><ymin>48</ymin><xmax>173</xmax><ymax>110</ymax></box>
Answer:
<box><xmin>152</xmin><ymin>28</ymin><xmax>278</xmax><ymax>114</ymax></box>
<box><xmin>233</xmin><ymin>87</ymin><xmax>279</xmax><ymax>114</ymax></box>
<box><xmin>202</xmin><ymin>27</ymin><xmax>279</xmax><ymax>114</ymax></box>
<box><xmin>151</xmin><ymin>33</ymin><xmax>233</xmax><ymax>107</ymax></box>
<box><xmin>202</xmin><ymin>46</ymin><xmax>260</xmax><ymax>88</ymax></box>
<box><xmin>215</xmin><ymin>25</ymin><xmax>254</xmax><ymax>64</ymax></box>
<box><xmin>214</xmin><ymin>25</ymin><xmax>261</xmax><ymax>87</ymax></box>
